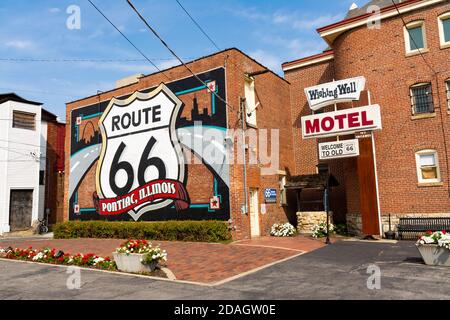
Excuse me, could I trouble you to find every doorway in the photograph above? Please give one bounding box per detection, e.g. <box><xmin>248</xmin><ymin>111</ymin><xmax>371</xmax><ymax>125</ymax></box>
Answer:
<box><xmin>249</xmin><ymin>188</ymin><xmax>260</xmax><ymax>237</ymax></box>
<box><xmin>9</xmin><ymin>190</ymin><xmax>33</xmax><ymax>231</ymax></box>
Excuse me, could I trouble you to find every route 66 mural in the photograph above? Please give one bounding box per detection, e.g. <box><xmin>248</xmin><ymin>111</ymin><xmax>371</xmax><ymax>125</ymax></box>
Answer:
<box><xmin>96</xmin><ymin>84</ymin><xmax>189</xmax><ymax>221</ymax></box>
<box><xmin>69</xmin><ymin>68</ymin><xmax>230</xmax><ymax>222</ymax></box>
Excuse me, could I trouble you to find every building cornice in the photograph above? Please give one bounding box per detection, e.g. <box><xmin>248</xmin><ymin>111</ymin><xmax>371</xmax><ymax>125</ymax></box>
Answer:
<box><xmin>317</xmin><ymin>0</ymin><xmax>446</xmax><ymax>46</ymax></box>
<box><xmin>282</xmin><ymin>51</ymin><xmax>334</xmax><ymax>72</ymax></box>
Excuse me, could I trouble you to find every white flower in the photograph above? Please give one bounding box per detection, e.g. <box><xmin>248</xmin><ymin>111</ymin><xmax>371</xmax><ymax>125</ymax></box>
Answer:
<box><xmin>93</xmin><ymin>257</ymin><xmax>104</xmax><ymax>264</ymax></box>
<box><xmin>33</xmin><ymin>252</ymin><xmax>44</xmax><ymax>261</ymax></box>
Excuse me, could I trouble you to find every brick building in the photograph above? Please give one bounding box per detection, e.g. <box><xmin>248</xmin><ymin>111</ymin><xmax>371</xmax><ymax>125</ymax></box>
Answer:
<box><xmin>283</xmin><ymin>0</ymin><xmax>450</xmax><ymax>235</ymax></box>
<box><xmin>0</xmin><ymin>93</ymin><xmax>65</xmax><ymax>234</ymax></box>
<box><xmin>64</xmin><ymin>48</ymin><xmax>296</xmax><ymax>240</ymax></box>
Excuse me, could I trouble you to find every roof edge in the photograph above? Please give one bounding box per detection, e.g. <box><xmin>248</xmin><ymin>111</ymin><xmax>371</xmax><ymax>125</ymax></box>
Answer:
<box><xmin>317</xmin><ymin>0</ymin><xmax>444</xmax><ymax>45</ymax></box>
<box><xmin>66</xmin><ymin>47</ymin><xmax>289</xmax><ymax>106</ymax></box>
<box><xmin>282</xmin><ymin>50</ymin><xmax>334</xmax><ymax>72</ymax></box>
<box><xmin>0</xmin><ymin>92</ymin><xmax>42</xmax><ymax>106</ymax></box>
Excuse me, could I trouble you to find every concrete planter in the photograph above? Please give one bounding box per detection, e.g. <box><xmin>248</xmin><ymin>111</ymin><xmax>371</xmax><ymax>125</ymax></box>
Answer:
<box><xmin>113</xmin><ymin>252</ymin><xmax>157</xmax><ymax>273</ymax></box>
<box><xmin>417</xmin><ymin>245</ymin><xmax>450</xmax><ymax>267</ymax></box>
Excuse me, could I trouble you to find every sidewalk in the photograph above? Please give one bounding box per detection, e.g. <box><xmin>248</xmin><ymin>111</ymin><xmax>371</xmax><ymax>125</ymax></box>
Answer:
<box><xmin>0</xmin><ymin>235</ymin><xmax>333</xmax><ymax>284</ymax></box>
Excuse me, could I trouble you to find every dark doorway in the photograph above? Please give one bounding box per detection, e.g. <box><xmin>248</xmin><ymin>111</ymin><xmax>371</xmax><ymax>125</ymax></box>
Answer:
<box><xmin>9</xmin><ymin>190</ymin><xmax>33</xmax><ymax>231</ymax></box>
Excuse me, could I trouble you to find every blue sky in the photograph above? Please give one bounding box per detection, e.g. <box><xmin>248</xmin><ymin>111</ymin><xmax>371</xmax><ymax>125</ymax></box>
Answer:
<box><xmin>0</xmin><ymin>0</ymin><xmax>368</xmax><ymax>118</ymax></box>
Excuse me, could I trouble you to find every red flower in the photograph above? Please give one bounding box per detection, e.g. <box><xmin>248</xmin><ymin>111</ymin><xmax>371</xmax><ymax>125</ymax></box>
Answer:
<box><xmin>442</xmin><ymin>230</ymin><xmax>447</xmax><ymax>234</ymax></box>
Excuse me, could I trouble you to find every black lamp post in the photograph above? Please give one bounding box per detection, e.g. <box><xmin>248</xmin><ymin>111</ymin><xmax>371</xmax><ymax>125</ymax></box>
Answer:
<box><xmin>324</xmin><ymin>180</ymin><xmax>331</xmax><ymax>245</ymax></box>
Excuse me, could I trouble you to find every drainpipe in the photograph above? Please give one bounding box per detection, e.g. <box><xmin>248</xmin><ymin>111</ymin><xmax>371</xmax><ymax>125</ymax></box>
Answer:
<box><xmin>240</xmin><ymin>97</ymin><xmax>249</xmax><ymax>214</ymax></box>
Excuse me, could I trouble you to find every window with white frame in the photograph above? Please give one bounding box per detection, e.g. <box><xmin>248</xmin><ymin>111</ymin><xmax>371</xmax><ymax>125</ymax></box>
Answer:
<box><xmin>415</xmin><ymin>150</ymin><xmax>441</xmax><ymax>184</ymax></box>
<box><xmin>244</xmin><ymin>78</ymin><xmax>257</xmax><ymax>127</ymax></box>
<box><xmin>410</xmin><ymin>83</ymin><xmax>434</xmax><ymax>114</ymax></box>
<box><xmin>404</xmin><ymin>21</ymin><xmax>427</xmax><ymax>54</ymax></box>
<box><xmin>438</xmin><ymin>12</ymin><xmax>450</xmax><ymax>47</ymax></box>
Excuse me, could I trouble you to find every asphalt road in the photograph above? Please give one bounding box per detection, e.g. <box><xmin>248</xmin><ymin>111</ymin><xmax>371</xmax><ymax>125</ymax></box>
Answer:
<box><xmin>1</xmin><ymin>240</ymin><xmax>449</xmax><ymax>300</ymax></box>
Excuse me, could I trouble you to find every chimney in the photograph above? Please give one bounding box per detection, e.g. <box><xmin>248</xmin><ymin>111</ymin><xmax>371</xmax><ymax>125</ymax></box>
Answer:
<box><xmin>115</xmin><ymin>73</ymin><xmax>144</xmax><ymax>89</ymax></box>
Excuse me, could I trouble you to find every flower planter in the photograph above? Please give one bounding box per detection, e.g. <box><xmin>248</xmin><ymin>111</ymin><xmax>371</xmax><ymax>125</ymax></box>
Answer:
<box><xmin>417</xmin><ymin>244</ymin><xmax>450</xmax><ymax>267</ymax></box>
<box><xmin>113</xmin><ymin>252</ymin><xmax>157</xmax><ymax>273</ymax></box>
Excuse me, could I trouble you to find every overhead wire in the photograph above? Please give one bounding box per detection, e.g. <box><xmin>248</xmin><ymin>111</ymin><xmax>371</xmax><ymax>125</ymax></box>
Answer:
<box><xmin>126</xmin><ymin>0</ymin><xmax>237</xmax><ymax>111</ymax></box>
<box><xmin>87</xmin><ymin>0</ymin><xmax>171</xmax><ymax>81</ymax></box>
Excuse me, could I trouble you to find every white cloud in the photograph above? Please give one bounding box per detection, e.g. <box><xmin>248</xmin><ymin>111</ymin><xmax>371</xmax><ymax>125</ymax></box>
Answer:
<box><xmin>229</xmin><ymin>6</ymin><xmax>342</xmax><ymax>31</ymax></box>
<box><xmin>4</xmin><ymin>40</ymin><xmax>34</xmax><ymax>50</ymax></box>
<box><xmin>291</xmin><ymin>14</ymin><xmax>343</xmax><ymax>30</ymax></box>
<box><xmin>257</xmin><ymin>34</ymin><xmax>326</xmax><ymax>58</ymax></box>
<box><xmin>49</xmin><ymin>8</ymin><xmax>61</xmax><ymax>13</ymax></box>
<box><xmin>78</xmin><ymin>61</ymin><xmax>156</xmax><ymax>73</ymax></box>
<box><xmin>249</xmin><ymin>50</ymin><xmax>282</xmax><ymax>73</ymax></box>
<box><xmin>157</xmin><ymin>59</ymin><xmax>180</xmax><ymax>70</ymax></box>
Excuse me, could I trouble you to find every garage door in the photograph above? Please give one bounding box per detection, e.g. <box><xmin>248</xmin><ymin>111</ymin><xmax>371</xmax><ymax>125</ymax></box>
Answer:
<box><xmin>9</xmin><ymin>190</ymin><xmax>33</xmax><ymax>231</ymax></box>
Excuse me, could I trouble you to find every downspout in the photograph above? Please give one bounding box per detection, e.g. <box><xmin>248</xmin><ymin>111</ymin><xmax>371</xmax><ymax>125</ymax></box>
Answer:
<box><xmin>240</xmin><ymin>97</ymin><xmax>249</xmax><ymax>214</ymax></box>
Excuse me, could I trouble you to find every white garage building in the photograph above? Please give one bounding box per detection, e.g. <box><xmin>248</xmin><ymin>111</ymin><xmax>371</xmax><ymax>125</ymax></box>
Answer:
<box><xmin>0</xmin><ymin>93</ymin><xmax>57</xmax><ymax>234</ymax></box>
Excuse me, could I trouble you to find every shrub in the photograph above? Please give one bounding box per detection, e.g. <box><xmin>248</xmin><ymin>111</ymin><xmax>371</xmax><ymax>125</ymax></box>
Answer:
<box><xmin>333</xmin><ymin>223</ymin><xmax>349</xmax><ymax>236</ymax></box>
<box><xmin>270</xmin><ymin>223</ymin><xmax>296</xmax><ymax>237</ymax></box>
<box><xmin>312</xmin><ymin>222</ymin><xmax>335</xmax><ymax>238</ymax></box>
<box><xmin>53</xmin><ymin>220</ymin><xmax>232</xmax><ymax>243</ymax></box>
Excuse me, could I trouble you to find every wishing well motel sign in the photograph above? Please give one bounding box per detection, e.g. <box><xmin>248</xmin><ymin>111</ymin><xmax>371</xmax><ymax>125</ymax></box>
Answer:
<box><xmin>305</xmin><ymin>76</ymin><xmax>366</xmax><ymax>111</ymax></box>
<box><xmin>301</xmin><ymin>77</ymin><xmax>382</xmax><ymax>159</ymax></box>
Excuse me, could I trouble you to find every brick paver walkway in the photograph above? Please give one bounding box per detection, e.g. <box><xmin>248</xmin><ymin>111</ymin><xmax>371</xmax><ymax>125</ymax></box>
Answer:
<box><xmin>0</xmin><ymin>236</ymin><xmax>331</xmax><ymax>284</ymax></box>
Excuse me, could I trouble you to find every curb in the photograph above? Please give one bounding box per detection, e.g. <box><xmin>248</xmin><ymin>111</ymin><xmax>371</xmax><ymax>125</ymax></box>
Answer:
<box><xmin>0</xmin><ymin>250</ymin><xmax>306</xmax><ymax>287</ymax></box>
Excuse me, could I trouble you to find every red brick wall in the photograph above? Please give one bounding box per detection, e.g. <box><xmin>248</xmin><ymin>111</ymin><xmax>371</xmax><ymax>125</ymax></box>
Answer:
<box><xmin>45</xmin><ymin>121</ymin><xmax>65</xmax><ymax>224</ymax></box>
<box><xmin>285</xmin><ymin>2</ymin><xmax>450</xmax><ymax>224</ymax></box>
<box><xmin>284</xmin><ymin>60</ymin><xmax>349</xmax><ymax>222</ymax></box>
<box><xmin>284</xmin><ymin>60</ymin><xmax>335</xmax><ymax>175</ymax></box>
<box><xmin>332</xmin><ymin>2</ymin><xmax>450</xmax><ymax>217</ymax></box>
<box><xmin>64</xmin><ymin>48</ymin><xmax>295</xmax><ymax>239</ymax></box>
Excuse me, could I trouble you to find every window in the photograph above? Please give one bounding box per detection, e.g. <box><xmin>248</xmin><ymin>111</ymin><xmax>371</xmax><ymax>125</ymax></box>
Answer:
<box><xmin>438</xmin><ymin>12</ymin><xmax>450</xmax><ymax>47</ymax></box>
<box><xmin>12</xmin><ymin>111</ymin><xmax>35</xmax><ymax>130</ymax></box>
<box><xmin>415</xmin><ymin>150</ymin><xmax>441</xmax><ymax>184</ymax></box>
<box><xmin>244</xmin><ymin>78</ymin><xmax>257</xmax><ymax>127</ymax></box>
<box><xmin>39</xmin><ymin>170</ymin><xmax>45</xmax><ymax>185</ymax></box>
<box><xmin>404</xmin><ymin>21</ymin><xmax>427</xmax><ymax>54</ymax></box>
<box><xmin>317</xmin><ymin>163</ymin><xmax>329</xmax><ymax>175</ymax></box>
<box><xmin>410</xmin><ymin>83</ymin><xmax>434</xmax><ymax>114</ymax></box>
<box><xmin>446</xmin><ymin>79</ymin><xmax>450</xmax><ymax>109</ymax></box>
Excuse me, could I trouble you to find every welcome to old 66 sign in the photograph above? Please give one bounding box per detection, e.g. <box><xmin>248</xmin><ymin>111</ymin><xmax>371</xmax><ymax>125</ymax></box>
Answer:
<box><xmin>95</xmin><ymin>84</ymin><xmax>190</xmax><ymax>221</ymax></box>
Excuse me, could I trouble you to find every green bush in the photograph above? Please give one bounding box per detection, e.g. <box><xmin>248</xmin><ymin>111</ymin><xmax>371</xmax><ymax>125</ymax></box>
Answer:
<box><xmin>53</xmin><ymin>220</ymin><xmax>232</xmax><ymax>243</ymax></box>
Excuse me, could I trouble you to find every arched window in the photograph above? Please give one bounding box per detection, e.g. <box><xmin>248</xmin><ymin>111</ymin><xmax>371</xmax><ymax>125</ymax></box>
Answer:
<box><xmin>415</xmin><ymin>150</ymin><xmax>441</xmax><ymax>184</ymax></box>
